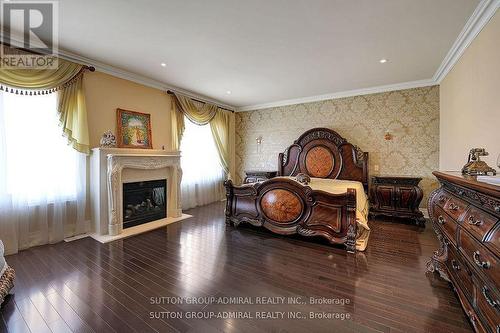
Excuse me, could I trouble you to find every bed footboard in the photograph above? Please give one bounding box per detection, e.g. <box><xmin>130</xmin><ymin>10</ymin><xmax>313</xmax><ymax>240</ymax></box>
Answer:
<box><xmin>224</xmin><ymin>178</ymin><xmax>357</xmax><ymax>252</ymax></box>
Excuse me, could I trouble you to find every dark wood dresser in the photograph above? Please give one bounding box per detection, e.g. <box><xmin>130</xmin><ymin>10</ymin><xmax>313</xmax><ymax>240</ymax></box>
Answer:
<box><xmin>243</xmin><ymin>170</ymin><xmax>277</xmax><ymax>184</ymax></box>
<box><xmin>369</xmin><ymin>175</ymin><xmax>425</xmax><ymax>225</ymax></box>
<box><xmin>428</xmin><ymin>171</ymin><xmax>500</xmax><ymax>333</ymax></box>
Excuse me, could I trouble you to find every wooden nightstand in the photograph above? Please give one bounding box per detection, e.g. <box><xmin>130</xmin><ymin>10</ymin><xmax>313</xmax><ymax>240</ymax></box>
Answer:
<box><xmin>244</xmin><ymin>170</ymin><xmax>277</xmax><ymax>184</ymax></box>
<box><xmin>369</xmin><ymin>175</ymin><xmax>425</xmax><ymax>226</ymax></box>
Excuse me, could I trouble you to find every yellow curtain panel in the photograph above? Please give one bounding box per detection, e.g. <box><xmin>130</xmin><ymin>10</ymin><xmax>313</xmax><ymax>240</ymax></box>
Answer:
<box><xmin>0</xmin><ymin>46</ymin><xmax>90</xmax><ymax>154</ymax></box>
<box><xmin>171</xmin><ymin>92</ymin><xmax>233</xmax><ymax>179</ymax></box>
<box><xmin>170</xmin><ymin>97</ymin><xmax>185</xmax><ymax>151</ymax></box>
<box><xmin>210</xmin><ymin>109</ymin><xmax>232</xmax><ymax>178</ymax></box>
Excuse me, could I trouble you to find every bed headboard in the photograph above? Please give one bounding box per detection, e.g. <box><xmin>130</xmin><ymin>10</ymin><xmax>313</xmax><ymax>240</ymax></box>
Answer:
<box><xmin>278</xmin><ymin>128</ymin><xmax>369</xmax><ymax>189</ymax></box>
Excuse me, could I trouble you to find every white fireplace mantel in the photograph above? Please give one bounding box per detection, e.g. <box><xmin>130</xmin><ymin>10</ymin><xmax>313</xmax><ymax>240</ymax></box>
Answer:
<box><xmin>107</xmin><ymin>153</ymin><xmax>182</xmax><ymax>236</ymax></box>
<box><xmin>90</xmin><ymin>148</ymin><xmax>182</xmax><ymax>238</ymax></box>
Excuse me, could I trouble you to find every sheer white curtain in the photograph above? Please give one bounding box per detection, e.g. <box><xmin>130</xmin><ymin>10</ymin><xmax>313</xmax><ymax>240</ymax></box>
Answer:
<box><xmin>180</xmin><ymin>117</ymin><xmax>225</xmax><ymax>210</ymax></box>
<box><xmin>0</xmin><ymin>91</ymin><xmax>88</xmax><ymax>255</ymax></box>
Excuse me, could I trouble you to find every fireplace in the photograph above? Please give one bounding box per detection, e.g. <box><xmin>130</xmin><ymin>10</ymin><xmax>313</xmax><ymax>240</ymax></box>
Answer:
<box><xmin>122</xmin><ymin>179</ymin><xmax>167</xmax><ymax>229</ymax></box>
<box><xmin>90</xmin><ymin>148</ymin><xmax>182</xmax><ymax>237</ymax></box>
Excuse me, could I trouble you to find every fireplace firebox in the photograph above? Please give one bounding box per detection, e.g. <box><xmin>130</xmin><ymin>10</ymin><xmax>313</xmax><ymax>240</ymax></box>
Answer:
<box><xmin>122</xmin><ymin>179</ymin><xmax>167</xmax><ymax>228</ymax></box>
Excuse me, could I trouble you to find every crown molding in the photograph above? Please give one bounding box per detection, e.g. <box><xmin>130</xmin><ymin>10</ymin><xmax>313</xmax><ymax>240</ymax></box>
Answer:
<box><xmin>0</xmin><ymin>34</ymin><xmax>236</xmax><ymax>111</ymax></box>
<box><xmin>236</xmin><ymin>79</ymin><xmax>436</xmax><ymax>112</ymax></box>
<box><xmin>433</xmin><ymin>0</ymin><xmax>499</xmax><ymax>83</ymax></box>
<box><xmin>237</xmin><ymin>0</ymin><xmax>498</xmax><ymax>112</ymax></box>
<box><xmin>2</xmin><ymin>0</ymin><xmax>497</xmax><ymax>113</ymax></box>
<box><xmin>58</xmin><ymin>49</ymin><xmax>236</xmax><ymax>111</ymax></box>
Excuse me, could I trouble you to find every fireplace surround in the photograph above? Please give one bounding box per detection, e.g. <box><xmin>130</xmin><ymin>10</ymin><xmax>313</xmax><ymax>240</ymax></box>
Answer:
<box><xmin>90</xmin><ymin>148</ymin><xmax>182</xmax><ymax>238</ymax></box>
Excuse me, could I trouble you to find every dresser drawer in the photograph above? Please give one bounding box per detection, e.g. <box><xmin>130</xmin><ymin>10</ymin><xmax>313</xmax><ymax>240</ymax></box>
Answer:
<box><xmin>430</xmin><ymin>172</ymin><xmax>500</xmax><ymax>333</ymax></box>
<box><xmin>446</xmin><ymin>246</ymin><xmax>474</xmax><ymax>301</ymax></box>
<box><xmin>434</xmin><ymin>191</ymin><xmax>451</xmax><ymax>209</ymax></box>
<box><xmin>459</xmin><ymin>230</ymin><xmax>499</xmax><ymax>285</ymax></box>
<box><xmin>433</xmin><ymin>206</ymin><xmax>458</xmax><ymax>245</ymax></box>
<box><xmin>443</xmin><ymin>196</ymin><xmax>469</xmax><ymax>221</ymax></box>
<box><xmin>476</xmin><ymin>283</ymin><xmax>500</xmax><ymax>332</ymax></box>
<box><xmin>462</xmin><ymin>206</ymin><xmax>499</xmax><ymax>241</ymax></box>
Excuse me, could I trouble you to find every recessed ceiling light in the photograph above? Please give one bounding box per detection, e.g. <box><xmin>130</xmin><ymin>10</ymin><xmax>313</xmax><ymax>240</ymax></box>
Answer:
<box><xmin>379</xmin><ymin>59</ymin><xmax>388</xmax><ymax>63</ymax></box>
<box><xmin>226</xmin><ymin>90</ymin><xmax>232</xmax><ymax>95</ymax></box>
<box><xmin>160</xmin><ymin>63</ymin><xmax>166</xmax><ymax>67</ymax></box>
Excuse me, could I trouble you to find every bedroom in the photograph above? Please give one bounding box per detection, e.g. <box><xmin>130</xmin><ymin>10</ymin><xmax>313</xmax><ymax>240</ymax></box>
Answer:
<box><xmin>0</xmin><ymin>0</ymin><xmax>499</xmax><ymax>332</ymax></box>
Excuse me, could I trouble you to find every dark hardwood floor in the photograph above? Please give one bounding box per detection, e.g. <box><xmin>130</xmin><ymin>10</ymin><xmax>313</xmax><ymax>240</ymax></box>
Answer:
<box><xmin>1</xmin><ymin>202</ymin><xmax>473</xmax><ymax>333</ymax></box>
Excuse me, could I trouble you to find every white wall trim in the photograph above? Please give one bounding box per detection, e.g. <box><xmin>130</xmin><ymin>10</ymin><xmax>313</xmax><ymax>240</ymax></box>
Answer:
<box><xmin>236</xmin><ymin>0</ymin><xmax>499</xmax><ymax>112</ymax></box>
<box><xmin>1</xmin><ymin>34</ymin><xmax>236</xmax><ymax>111</ymax></box>
<box><xmin>236</xmin><ymin>79</ymin><xmax>436</xmax><ymax>112</ymax></box>
<box><xmin>59</xmin><ymin>49</ymin><xmax>237</xmax><ymax>111</ymax></box>
<box><xmin>432</xmin><ymin>0</ymin><xmax>499</xmax><ymax>83</ymax></box>
<box><xmin>3</xmin><ymin>1</ymin><xmax>497</xmax><ymax>113</ymax></box>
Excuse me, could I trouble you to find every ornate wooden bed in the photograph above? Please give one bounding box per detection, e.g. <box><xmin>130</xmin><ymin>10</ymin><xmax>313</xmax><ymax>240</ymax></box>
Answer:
<box><xmin>225</xmin><ymin>128</ymin><xmax>369</xmax><ymax>252</ymax></box>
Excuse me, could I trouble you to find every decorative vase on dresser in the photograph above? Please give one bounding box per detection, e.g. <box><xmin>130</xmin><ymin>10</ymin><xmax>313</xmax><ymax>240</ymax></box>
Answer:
<box><xmin>427</xmin><ymin>171</ymin><xmax>499</xmax><ymax>333</ymax></box>
<box><xmin>243</xmin><ymin>170</ymin><xmax>277</xmax><ymax>184</ymax></box>
<box><xmin>369</xmin><ymin>175</ymin><xmax>425</xmax><ymax>226</ymax></box>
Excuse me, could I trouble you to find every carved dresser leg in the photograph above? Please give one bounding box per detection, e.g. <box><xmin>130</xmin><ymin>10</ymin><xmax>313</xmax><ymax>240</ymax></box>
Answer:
<box><xmin>426</xmin><ymin>189</ymin><xmax>450</xmax><ymax>281</ymax></box>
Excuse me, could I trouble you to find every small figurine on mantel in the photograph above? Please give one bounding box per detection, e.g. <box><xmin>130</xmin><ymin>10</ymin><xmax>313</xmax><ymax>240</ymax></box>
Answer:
<box><xmin>100</xmin><ymin>130</ymin><xmax>117</xmax><ymax>148</ymax></box>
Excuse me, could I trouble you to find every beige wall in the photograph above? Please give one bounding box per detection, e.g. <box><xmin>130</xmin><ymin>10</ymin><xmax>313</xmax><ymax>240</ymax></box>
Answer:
<box><xmin>440</xmin><ymin>10</ymin><xmax>500</xmax><ymax>171</ymax></box>
<box><xmin>236</xmin><ymin>86</ymin><xmax>440</xmax><ymax>206</ymax></box>
<box><xmin>83</xmin><ymin>70</ymin><xmax>237</xmax><ymax>180</ymax></box>
<box><xmin>84</xmin><ymin>71</ymin><xmax>173</xmax><ymax>150</ymax></box>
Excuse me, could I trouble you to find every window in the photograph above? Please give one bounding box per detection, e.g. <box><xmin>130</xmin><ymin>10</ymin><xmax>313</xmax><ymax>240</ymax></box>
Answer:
<box><xmin>180</xmin><ymin>118</ymin><xmax>224</xmax><ymax>210</ymax></box>
<box><xmin>0</xmin><ymin>92</ymin><xmax>81</xmax><ymax>204</ymax></box>
<box><xmin>0</xmin><ymin>90</ymin><xmax>88</xmax><ymax>254</ymax></box>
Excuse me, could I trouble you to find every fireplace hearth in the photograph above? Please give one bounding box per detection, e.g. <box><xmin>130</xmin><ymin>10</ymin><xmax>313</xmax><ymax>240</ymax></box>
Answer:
<box><xmin>123</xmin><ymin>179</ymin><xmax>167</xmax><ymax>228</ymax></box>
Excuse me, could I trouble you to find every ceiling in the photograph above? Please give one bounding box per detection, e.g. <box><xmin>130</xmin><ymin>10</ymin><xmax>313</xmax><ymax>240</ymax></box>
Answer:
<box><xmin>9</xmin><ymin>0</ymin><xmax>481</xmax><ymax>108</ymax></box>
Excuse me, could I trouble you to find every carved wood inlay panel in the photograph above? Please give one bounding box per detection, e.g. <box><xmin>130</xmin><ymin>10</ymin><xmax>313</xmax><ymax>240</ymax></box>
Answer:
<box><xmin>261</xmin><ymin>189</ymin><xmax>302</xmax><ymax>223</ymax></box>
<box><xmin>305</xmin><ymin>146</ymin><xmax>334</xmax><ymax>178</ymax></box>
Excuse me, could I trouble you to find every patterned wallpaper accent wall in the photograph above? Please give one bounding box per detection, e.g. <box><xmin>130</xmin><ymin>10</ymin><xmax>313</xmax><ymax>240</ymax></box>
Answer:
<box><xmin>235</xmin><ymin>86</ymin><xmax>440</xmax><ymax>207</ymax></box>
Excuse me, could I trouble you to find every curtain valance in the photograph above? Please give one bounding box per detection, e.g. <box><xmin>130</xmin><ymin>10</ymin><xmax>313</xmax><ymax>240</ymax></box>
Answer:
<box><xmin>0</xmin><ymin>45</ymin><xmax>90</xmax><ymax>154</ymax></box>
<box><xmin>173</xmin><ymin>93</ymin><xmax>218</xmax><ymax>125</ymax></box>
<box><xmin>171</xmin><ymin>92</ymin><xmax>233</xmax><ymax>179</ymax></box>
<box><xmin>0</xmin><ymin>60</ymin><xmax>84</xmax><ymax>94</ymax></box>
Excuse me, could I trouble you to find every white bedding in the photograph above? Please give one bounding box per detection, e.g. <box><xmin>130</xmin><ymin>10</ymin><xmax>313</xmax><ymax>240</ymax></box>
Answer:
<box><xmin>284</xmin><ymin>177</ymin><xmax>371</xmax><ymax>251</ymax></box>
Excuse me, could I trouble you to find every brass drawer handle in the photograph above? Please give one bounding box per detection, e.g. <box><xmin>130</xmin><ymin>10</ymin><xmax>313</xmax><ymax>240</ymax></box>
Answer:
<box><xmin>438</xmin><ymin>215</ymin><xmax>445</xmax><ymax>225</ymax></box>
<box><xmin>473</xmin><ymin>251</ymin><xmax>491</xmax><ymax>269</ymax></box>
<box><xmin>451</xmin><ymin>259</ymin><xmax>460</xmax><ymax>271</ymax></box>
<box><xmin>467</xmin><ymin>216</ymin><xmax>483</xmax><ymax>226</ymax></box>
<box><xmin>482</xmin><ymin>286</ymin><xmax>498</xmax><ymax>308</ymax></box>
<box><xmin>448</xmin><ymin>203</ymin><xmax>459</xmax><ymax>211</ymax></box>
<box><xmin>438</xmin><ymin>195</ymin><xmax>446</xmax><ymax>203</ymax></box>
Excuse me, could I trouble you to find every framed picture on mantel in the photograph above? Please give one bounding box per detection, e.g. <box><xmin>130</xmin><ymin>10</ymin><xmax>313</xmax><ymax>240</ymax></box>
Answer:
<box><xmin>116</xmin><ymin>108</ymin><xmax>153</xmax><ymax>149</ymax></box>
